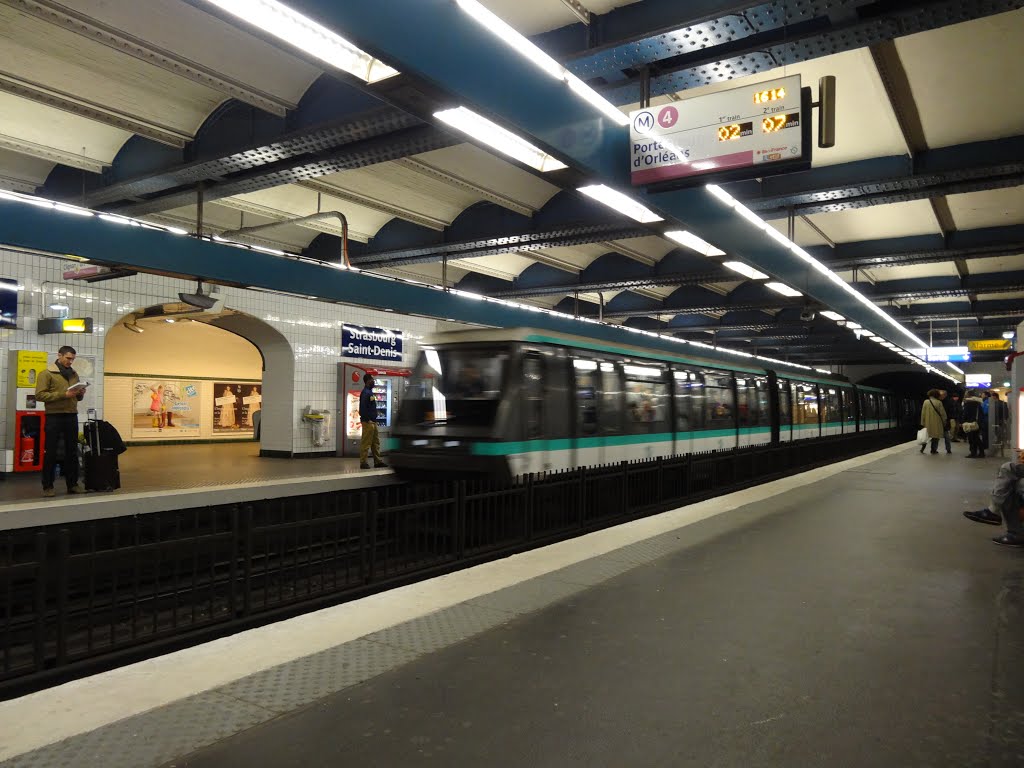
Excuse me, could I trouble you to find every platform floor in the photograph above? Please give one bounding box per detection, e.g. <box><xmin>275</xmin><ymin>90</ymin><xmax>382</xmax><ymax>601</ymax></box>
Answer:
<box><xmin>0</xmin><ymin>443</ymin><xmax>372</xmax><ymax>504</ymax></box>
<box><xmin>1</xmin><ymin>444</ymin><xmax>1021</xmax><ymax>767</ymax></box>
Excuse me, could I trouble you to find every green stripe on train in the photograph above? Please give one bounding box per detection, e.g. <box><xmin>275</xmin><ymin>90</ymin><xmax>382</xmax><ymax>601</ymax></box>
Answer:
<box><xmin>469</xmin><ymin>428</ymin><xmax>760</xmax><ymax>456</ymax></box>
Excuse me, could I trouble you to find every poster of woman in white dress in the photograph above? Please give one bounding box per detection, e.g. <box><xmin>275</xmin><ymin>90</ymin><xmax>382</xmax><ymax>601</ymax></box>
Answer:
<box><xmin>213</xmin><ymin>382</ymin><xmax>261</xmax><ymax>433</ymax></box>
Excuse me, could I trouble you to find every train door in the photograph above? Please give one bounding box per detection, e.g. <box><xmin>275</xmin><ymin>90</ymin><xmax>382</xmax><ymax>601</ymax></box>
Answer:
<box><xmin>700</xmin><ymin>370</ymin><xmax>737</xmax><ymax>451</ymax></box>
<box><xmin>521</xmin><ymin>352</ymin><xmax>550</xmax><ymax>472</ymax></box>
<box><xmin>673</xmin><ymin>368</ymin><xmax>701</xmax><ymax>455</ymax></box>
<box><xmin>572</xmin><ymin>357</ymin><xmax>602</xmax><ymax>468</ymax></box>
<box><xmin>777</xmin><ymin>377</ymin><xmax>793</xmax><ymax>442</ymax></box>
<box><xmin>791</xmin><ymin>381</ymin><xmax>821</xmax><ymax>439</ymax></box>
<box><xmin>622</xmin><ymin>363</ymin><xmax>671</xmax><ymax>461</ymax></box>
<box><xmin>822</xmin><ymin>387</ymin><xmax>841</xmax><ymax>436</ymax></box>
<box><xmin>840</xmin><ymin>387</ymin><xmax>856</xmax><ymax>434</ymax></box>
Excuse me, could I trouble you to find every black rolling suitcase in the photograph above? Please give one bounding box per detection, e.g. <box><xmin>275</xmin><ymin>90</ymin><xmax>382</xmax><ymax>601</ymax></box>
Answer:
<box><xmin>83</xmin><ymin>409</ymin><xmax>122</xmax><ymax>492</ymax></box>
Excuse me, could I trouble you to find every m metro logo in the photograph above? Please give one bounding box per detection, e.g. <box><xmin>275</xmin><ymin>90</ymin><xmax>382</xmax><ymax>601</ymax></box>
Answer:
<box><xmin>632</xmin><ymin>111</ymin><xmax>654</xmax><ymax>133</ymax></box>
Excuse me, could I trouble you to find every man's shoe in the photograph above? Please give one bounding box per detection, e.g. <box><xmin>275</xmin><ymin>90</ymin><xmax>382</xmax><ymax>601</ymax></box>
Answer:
<box><xmin>359</xmin><ymin>462</ymin><xmax>371</xmax><ymax>469</ymax></box>
<box><xmin>42</xmin><ymin>487</ymin><xmax>55</xmax><ymax>498</ymax></box>
<box><xmin>374</xmin><ymin>460</ymin><xmax>388</xmax><ymax>469</ymax></box>
<box><xmin>67</xmin><ymin>484</ymin><xmax>85</xmax><ymax>494</ymax></box>
<box><xmin>964</xmin><ymin>509</ymin><xmax>1002</xmax><ymax>526</ymax></box>
<box><xmin>992</xmin><ymin>533</ymin><xmax>1024</xmax><ymax>547</ymax></box>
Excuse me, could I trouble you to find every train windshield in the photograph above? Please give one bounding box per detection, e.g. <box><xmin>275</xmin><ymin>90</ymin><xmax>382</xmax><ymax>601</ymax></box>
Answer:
<box><xmin>401</xmin><ymin>347</ymin><xmax>507</xmax><ymax>430</ymax></box>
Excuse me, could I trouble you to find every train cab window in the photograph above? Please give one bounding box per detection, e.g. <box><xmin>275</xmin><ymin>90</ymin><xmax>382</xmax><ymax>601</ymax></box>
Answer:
<box><xmin>403</xmin><ymin>346</ymin><xmax>507</xmax><ymax>428</ymax></box>
<box><xmin>673</xmin><ymin>369</ymin><xmax>702</xmax><ymax>431</ymax></box>
<box><xmin>702</xmin><ymin>371</ymin><xmax>735</xmax><ymax>430</ymax></box>
<box><xmin>523</xmin><ymin>353</ymin><xmax>544</xmax><ymax>439</ymax></box>
<box><xmin>600</xmin><ymin>362</ymin><xmax>623</xmax><ymax>434</ymax></box>
<box><xmin>777</xmin><ymin>379</ymin><xmax>792</xmax><ymax>427</ymax></box>
<box><xmin>623</xmin><ymin>364</ymin><xmax>669</xmax><ymax>434</ymax></box>
<box><xmin>572</xmin><ymin>359</ymin><xmax>599</xmax><ymax>436</ymax></box>
<box><xmin>792</xmin><ymin>382</ymin><xmax>819</xmax><ymax>425</ymax></box>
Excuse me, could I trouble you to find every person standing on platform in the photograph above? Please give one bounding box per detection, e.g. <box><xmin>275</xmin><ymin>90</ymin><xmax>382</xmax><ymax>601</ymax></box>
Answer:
<box><xmin>961</xmin><ymin>389</ymin><xmax>987</xmax><ymax>458</ymax></box>
<box><xmin>937</xmin><ymin>390</ymin><xmax>954</xmax><ymax>454</ymax></box>
<box><xmin>919</xmin><ymin>389</ymin><xmax>947</xmax><ymax>455</ymax></box>
<box><xmin>35</xmin><ymin>345</ymin><xmax>85</xmax><ymax>497</ymax></box>
<box><xmin>358</xmin><ymin>373</ymin><xmax>387</xmax><ymax>470</ymax></box>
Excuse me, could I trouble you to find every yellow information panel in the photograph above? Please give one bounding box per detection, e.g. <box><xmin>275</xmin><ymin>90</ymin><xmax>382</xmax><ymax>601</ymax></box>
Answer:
<box><xmin>967</xmin><ymin>339</ymin><xmax>1012</xmax><ymax>352</ymax></box>
<box><xmin>15</xmin><ymin>350</ymin><xmax>48</xmax><ymax>388</ymax></box>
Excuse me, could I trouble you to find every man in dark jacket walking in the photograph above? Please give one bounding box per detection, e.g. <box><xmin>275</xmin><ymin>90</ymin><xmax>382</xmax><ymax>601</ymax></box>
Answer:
<box><xmin>358</xmin><ymin>373</ymin><xmax>387</xmax><ymax>470</ymax></box>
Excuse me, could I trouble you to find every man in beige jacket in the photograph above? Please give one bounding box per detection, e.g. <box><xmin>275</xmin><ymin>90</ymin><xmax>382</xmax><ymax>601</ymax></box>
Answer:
<box><xmin>35</xmin><ymin>346</ymin><xmax>85</xmax><ymax>497</ymax></box>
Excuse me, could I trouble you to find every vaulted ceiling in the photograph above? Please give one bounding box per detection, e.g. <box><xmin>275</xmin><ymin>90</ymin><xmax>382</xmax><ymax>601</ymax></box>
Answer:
<box><xmin>1</xmin><ymin>0</ymin><xmax>1022</xmax><ymax>367</ymax></box>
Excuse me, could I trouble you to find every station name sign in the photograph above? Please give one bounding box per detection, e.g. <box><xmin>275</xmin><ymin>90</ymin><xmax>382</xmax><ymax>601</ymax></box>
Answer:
<box><xmin>967</xmin><ymin>339</ymin><xmax>1012</xmax><ymax>352</ymax></box>
<box><xmin>907</xmin><ymin>346</ymin><xmax>971</xmax><ymax>363</ymax></box>
<box><xmin>342</xmin><ymin>325</ymin><xmax>403</xmax><ymax>361</ymax></box>
<box><xmin>629</xmin><ymin>74</ymin><xmax>804</xmax><ymax>186</ymax></box>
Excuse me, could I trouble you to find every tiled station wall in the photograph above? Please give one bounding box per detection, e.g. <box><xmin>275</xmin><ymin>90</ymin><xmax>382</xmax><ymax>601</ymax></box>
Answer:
<box><xmin>0</xmin><ymin>248</ymin><xmax>445</xmax><ymax>467</ymax></box>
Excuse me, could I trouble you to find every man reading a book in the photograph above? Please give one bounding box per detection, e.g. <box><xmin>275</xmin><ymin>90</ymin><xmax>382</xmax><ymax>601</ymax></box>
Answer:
<box><xmin>35</xmin><ymin>345</ymin><xmax>86</xmax><ymax>497</ymax></box>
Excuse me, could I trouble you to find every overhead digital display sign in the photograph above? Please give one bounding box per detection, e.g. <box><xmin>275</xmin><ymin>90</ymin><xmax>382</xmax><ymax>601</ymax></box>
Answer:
<box><xmin>629</xmin><ymin>74</ymin><xmax>805</xmax><ymax>186</ymax></box>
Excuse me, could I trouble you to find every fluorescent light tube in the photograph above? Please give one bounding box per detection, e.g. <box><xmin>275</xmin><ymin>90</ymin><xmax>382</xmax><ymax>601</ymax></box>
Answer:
<box><xmin>765</xmin><ymin>282</ymin><xmax>802</xmax><ymax>297</ymax></box>
<box><xmin>456</xmin><ymin>1</ymin><xmax>628</xmax><ymax>126</ymax></box>
<box><xmin>200</xmin><ymin>0</ymin><xmax>398</xmax><ymax>82</ymax></box>
<box><xmin>664</xmin><ymin>230</ymin><xmax>725</xmax><ymax>257</ymax></box>
<box><xmin>578</xmin><ymin>185</ymin><xmax>663</xmax><ymax>223</ymax></box>
<box><xmin>868</xmin><ymin>335</ymin><xmax>884</xmax><ymax>342</ymax></box>
<box><xmin>733</xmin><ymin>202</ymin><xmax>768</xmax><ymax>230</ymax></box>
<box><xmin>722</xmin><ymin>261</ymin><xmax>768</xmax><ymax>280</ymax></box>
<box><xmin>434</xmin><ymin>107</ymin><xmax>566</xmax><ymax>171</ymax></box>
<box><xmin>455</xmin><ymin>0</ymin><xmax>563</xmax><ymax>79</ymax></box>
<box><xmin>820</xmin><ymin>311</ymin><xmax>844</xmax><ymax>321</ymax></box>
<box><xmin>846</xmin><ymin>322</ymin><xmax>862</xmax><ymax>330</ymax></box>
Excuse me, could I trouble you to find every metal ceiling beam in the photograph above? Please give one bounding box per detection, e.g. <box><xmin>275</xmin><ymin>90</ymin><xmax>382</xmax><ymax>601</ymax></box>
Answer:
<box><xmin>352</xmin><ymin>222</ymin><xmax>650</xmax><ymax>267</ymax></box>
<box><xmin>729</xmin><ymin>135</ymin><xmax>1024</xmax><ymax>219</ymax></box>
<box><xmin>5</xmin><ymin>0</ymin><xmax>295</xmax><ymax>117</ymax></box>
<box><xmin>115</xmin><ymin>124</ymin><xmax>455</xmax><ymax>217</ymax></box>
<box><xmin>553</xmin><ymin>0</ymin><xmax>1024</xmax><ymax>106</ymax></box>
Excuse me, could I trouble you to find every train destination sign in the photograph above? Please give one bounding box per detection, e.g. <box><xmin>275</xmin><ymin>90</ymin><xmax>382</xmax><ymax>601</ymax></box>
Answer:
<box><xmin>629</xmin><ymin>75</ymin><xmax>804</xmax><ymax>186</ymax></box>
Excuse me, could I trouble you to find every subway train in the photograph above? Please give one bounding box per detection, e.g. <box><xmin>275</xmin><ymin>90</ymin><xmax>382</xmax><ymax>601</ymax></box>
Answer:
<box><xmin>387</xmin><ymin>328</ymin><xmax>908</xmax><ymax>481</ymax></box>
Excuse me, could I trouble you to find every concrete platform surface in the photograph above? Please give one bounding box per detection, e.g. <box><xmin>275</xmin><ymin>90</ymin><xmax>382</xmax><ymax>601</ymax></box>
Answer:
<box><xmin>0</xmin><ymin>444</ymin><xmax>1020</xmax><ymax>767</ymax></box>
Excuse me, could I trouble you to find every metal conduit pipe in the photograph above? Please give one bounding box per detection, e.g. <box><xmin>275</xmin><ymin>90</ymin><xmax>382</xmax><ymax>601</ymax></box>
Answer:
<box><xmin>218</xmin><ymin>211</ymin><xmax>350</xmax><ymax>268</ymax></box>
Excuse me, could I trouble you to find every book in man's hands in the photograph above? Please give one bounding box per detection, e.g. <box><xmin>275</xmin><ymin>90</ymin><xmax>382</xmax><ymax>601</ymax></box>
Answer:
<box><xmin>66</xmin><ymin>381</ymin><xmax>90</xmax><ymax>394</ymax></box>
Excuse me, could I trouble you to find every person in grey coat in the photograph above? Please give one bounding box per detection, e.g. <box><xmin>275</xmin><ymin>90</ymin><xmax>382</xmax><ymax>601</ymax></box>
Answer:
<box><xmin>918</xmin><ymin>388</ymin><xmax>947</xmax><ymax>455</ymax></box>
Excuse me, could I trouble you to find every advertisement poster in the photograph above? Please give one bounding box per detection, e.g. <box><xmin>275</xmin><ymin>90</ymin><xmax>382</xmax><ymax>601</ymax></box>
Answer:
<box><xmin>131</xmin><ymin>379</ymin><xmax>200</xmax><ymax>438</ymax></box>
<box><xmin>15</xmin><ymin>350</ymin><xmax>48</xmax><ymax>388</ymax></box>
<box><xmin>213</xmin><ymin>382</ymin><xmax>262</xmax><ymax>433</ymax></box>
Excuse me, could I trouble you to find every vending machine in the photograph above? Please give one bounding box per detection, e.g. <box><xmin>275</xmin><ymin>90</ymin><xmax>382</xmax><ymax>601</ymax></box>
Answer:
<box><xmin>7</xmin><ymin>350</ymin><xmax>48</xmax><ymax>472</ymax></box>
<box><xmin>337</xmin><ymin>363</ymin><xmax>410</xmax><ymax>457</ymax></box>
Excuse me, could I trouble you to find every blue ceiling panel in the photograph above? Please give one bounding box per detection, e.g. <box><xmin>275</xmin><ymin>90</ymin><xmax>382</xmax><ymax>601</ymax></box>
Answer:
<box><xmin>515</xmin><ymin>262</ymin><xmax>577</xmax><ymax>289</ymax></box>
<box><xmin>580</xmin><ymin>252</ymin><xmax>650</xmax><ymax>281</ymax></box>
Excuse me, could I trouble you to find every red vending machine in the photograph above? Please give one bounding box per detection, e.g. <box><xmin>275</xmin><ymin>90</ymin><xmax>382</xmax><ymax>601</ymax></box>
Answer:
<box><xmin>337</xmin><ymin>363</ymin><xmax>410</xmax><ymax>457</ymax></box>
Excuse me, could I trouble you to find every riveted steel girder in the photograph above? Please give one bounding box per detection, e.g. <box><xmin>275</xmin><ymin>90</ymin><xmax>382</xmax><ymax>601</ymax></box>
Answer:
<box><xmin>115</xmin><ymin>124</ymin><xmax>456</xmax><ymax>217</ymax></box>
<box><xmin>353</xmin><ymin>223</ymin><xmax>650</xmax><ymax>267</ymax></box>
<box><xmin>731</xmin><ymin>136</ymin><xmax>1024</xmax><ymax>218</ymax></box>
<box><xmin>551</xmin><ymin>0</ymin><xmax>1024</xmax><ymax>106</ymax></box>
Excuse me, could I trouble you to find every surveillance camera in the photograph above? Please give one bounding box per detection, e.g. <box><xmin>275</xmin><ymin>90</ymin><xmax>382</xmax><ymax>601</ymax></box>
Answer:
<box><xmin>800</xmin><ymin>309</ymin><xmax>817</xmax><ymax>322</ymax></box>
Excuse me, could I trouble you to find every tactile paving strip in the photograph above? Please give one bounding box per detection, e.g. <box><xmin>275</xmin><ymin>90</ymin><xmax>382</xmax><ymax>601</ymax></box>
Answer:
<box><xmin>466</xmin><ymin>575</ymin><xmax>584</xmax><ymax>616</ymax></box>
<box><xmin>0</xmin><ymin>691</ymin><xmax>271</xmax><ymax>768</ymax></box>
<box><xmin>362</xmin><ymin>603</ymin><xmax>511</xmax><ymax>656</ymax></box>
<box><xmin>546</xmin><ymin>556</ymin><xmax>641</xmax><ymax>587</ymax></box>
<box><xmin>217</xmin><ymin>638</ymin><xmax>417</xmax><ymax>714</ymax></box>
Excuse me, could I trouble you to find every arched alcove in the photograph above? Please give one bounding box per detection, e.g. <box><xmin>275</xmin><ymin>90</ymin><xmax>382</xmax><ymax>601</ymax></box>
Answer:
<box><xmin>103</xmin><ymin>309</ymin><xmax>294</xmax><ymax>454</ymax></box>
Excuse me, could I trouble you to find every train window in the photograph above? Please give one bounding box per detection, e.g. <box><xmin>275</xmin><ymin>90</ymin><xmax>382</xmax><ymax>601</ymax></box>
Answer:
<box><xmin>702</xmin><ymin>371</ymin><xmax>735</xmax><ymax>430</ymax></box>
<box><xmin>673</xmin><ymin>369</ymin><xmax>702</xmax><ymax>431</ymax></box>
<box><xmin>791</xmin><ymin>382</ymin><xmax>819</xmax><ymax>425</ymax></box>
<box><xmin>403</xmin><ymin>346</ymin><xmax>508</xmax><ymax>428</ymax></box>
<box><xmin>523</xmin><ymin>353</ymin><xmax>544</xmax><ymax>439</ymax></box>
<box><xmin>572</xmin><ymin>359</ymin><xmax>599</xmax><ymax>436</ymax></box>
<box><xmin>601</xmin><ymin>362</ymin><xmax>623</xmax><ymax>434</ymax></box>
<box><xmin>777</xmin><ymin>379</ymin><xmax>792</xmax><ymax>426</ymax></box>
<box><xmin>624</xmin><ymin>364</ymin><xmax>669</xmax><ymax>434</ymax></box>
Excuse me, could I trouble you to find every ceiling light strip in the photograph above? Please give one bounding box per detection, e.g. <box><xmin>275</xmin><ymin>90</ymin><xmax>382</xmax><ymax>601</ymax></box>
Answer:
<box><xmin>434</xmin><ymin>107</ymin><xmax>566</xmax><ymax>172</ymax></box>
<box><xmin>199</xmin><ymin>0</ymin><xmax>398</xmax><ymax>82</ymax></box>
<box><xmin>455</xmin><ymin>0</ymin><xmax>628</xmax><ymax>126</ymax></box>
